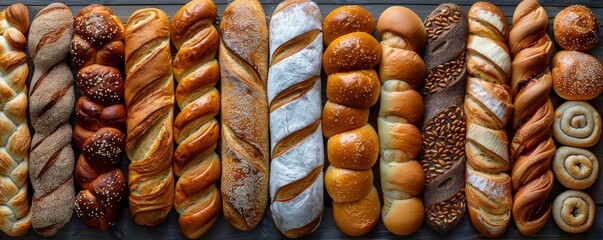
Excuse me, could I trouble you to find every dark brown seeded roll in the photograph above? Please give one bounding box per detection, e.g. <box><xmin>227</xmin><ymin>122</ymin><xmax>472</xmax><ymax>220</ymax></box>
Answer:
<box><xmin>420</xmin><ymin>3</ymin><xmax>468</xmax><ymax>233</ymax></box>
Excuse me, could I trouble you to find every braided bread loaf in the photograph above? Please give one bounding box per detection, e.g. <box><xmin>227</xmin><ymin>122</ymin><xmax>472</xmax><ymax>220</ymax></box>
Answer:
<box><xmin>71</xmin><ymin>4</ymin><xmax>127</xmax><ymax>230</ymax></box>
<box><xmin>268</xmin><ymin>0</ymin><xmax>323</xmax><ymax>237</ymax></box>
<box><xmin>28</xmin><ymin>3</ymin><xmax>75</xmax><ymax>236</ymax></box>
<box><xmin>171</xmin><ymin>0</ymin><xmax>221</xmax><ymax>238</ymax></box>
<box><xmin>376</xmin><ymin>6</ymin><xmax>426</xmax><ymax>236</ymax></box>
<box><xmin>322</xmin><ymin>6</ymin><xmax>381</xmax><ymax>236</ymax></box>
<box><xmin>464</xmin><ymin>2</ymin><xmax>513</xmax><ymax>237</ymax></box>
<box><xmin>0</xmin><ymin>3</ymin><xmax>31</xmax><ymax>237</ymax></box>
<box><xmin>509</xmin><ymin>0</ymin><xmax>556</xmax><ymax>235</ymax></box>
<box><xmin>124</xmin><ymin>8</ymin><xmax>175</xmax><ymax>227</ymax></box>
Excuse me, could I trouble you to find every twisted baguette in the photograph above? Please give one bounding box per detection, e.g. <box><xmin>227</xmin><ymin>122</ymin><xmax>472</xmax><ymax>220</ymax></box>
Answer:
<box><xmin>171</xmin><ymin>0</ymin><xmax>221</xmax><ymax>237</ymax></box>
<box><xmin>509</xmin><ymin>0</ymin><xmax>556</xmax><ymax>235</ymax></box>
<box><xmin>0</xmin><ymin>3</ymin><xmax>31</xmax><ymax>237</ymax></box>
<box><xmin>27</xmin><ymin>3</ymin><xmax>75</xmax><ymax>236</ymax></box>
<box><xmin>464</xmin><ymin>2</ymin><xmax>513</xmax><ymax>237</ymax></box>
<box><xmin>124</xmin><ymin>8</ymin><xmax>175</xmax><ymax>227</ymax></box>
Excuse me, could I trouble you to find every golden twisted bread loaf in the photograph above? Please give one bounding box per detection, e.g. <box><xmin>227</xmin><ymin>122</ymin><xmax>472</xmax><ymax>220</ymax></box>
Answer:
<box><xmin>322</xmin><ymin>6</ymin><xmax>381</xmax><ymax>236</ymax></box>
<box><xmin>376</xmin><ymin>6</ymin><xmax>426</xmax><ymax>236</ymax></box>
<box><xmin>71</xmin><ymin>4</ymin><xmax>127</xmax><ymax>230</ymax></box>
<box><xmin>124</xmin><ymin>8</ymin><xmax>175</xmax><ymax>227</ymax></box>
<box><xmin>219</xmin><ymin>0</ymin><xmax>269</xmax><ymax>231</ymax></box>
<box><xmin>0</xmin><ymin>3</ymin><xmax>30</xmax><ymax>237</ymax></box>
<box><xmin>28</xmin><ymin>3</ymin><xmax>75</xmax><ymax>236</ymax></box>
<box><xmin>171</xmin><ymin>0</ymin><xmax>221</xmax><ymax>237</ymax></box>
<box><xmin>509</xmin><ymin>0</ymin><xmax>556</xmax><ymax>235</ymax></box>
<box><xmin>464</xmin><ymin>2</ymin><xmax>513</xmax><ymax>237</ymax></box>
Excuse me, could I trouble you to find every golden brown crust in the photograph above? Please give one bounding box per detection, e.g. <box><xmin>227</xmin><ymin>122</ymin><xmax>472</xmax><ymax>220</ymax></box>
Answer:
<box><xmin>322</xmin><ymin>5</ymin><xmax>374</xmax><ymax>46</ymax></box>
<box><xmin>553</xmin><ymin>5</ymin><xmax>600</xmax><ymax>51</ymax></box>
<box><xmin>332</xmin><ymin>187</ymin><xmax>380</xmax><ymax>237</ymax></box>
<box><xmin>552</xmin><ymin>51</ymin><xmax>603</xmax><ymax>101</ymax></box>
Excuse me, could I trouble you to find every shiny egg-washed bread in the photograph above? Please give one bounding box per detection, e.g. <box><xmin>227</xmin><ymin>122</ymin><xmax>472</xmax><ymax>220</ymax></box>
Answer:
<box><xmin>553</xmin><ymin>5</ymin><xmax>600</xmax><ymax>51</ymax></box>
<box><xmin>552</xmin><ymin>50</ymin><xmax>603</xmax><ymax>101</ymax></box>
<box><xmin>124</xmin><ymin>8</ymin><xmax>175</xmax><ymax>227</ymax></box>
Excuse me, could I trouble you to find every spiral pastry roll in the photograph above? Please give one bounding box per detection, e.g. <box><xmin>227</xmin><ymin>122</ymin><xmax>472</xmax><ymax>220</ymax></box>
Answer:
<box><xmin>552</xmin><ymin>146</ymin><xmax>598</xmax><ymax>190</ymax></box>
<box><xmin>552</xmin><ymin>190</ymin><xmax>595</xmax><ymax>233</ymax></box>
<box><xmin>553</xmin><ymin>101</ymin><xmax>602</xmax><ymax>147</ymax></box>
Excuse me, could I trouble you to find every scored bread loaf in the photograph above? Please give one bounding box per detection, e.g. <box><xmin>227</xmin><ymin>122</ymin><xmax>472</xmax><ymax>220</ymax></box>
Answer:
<box><xmin>268</xmin><ymin>0</ymin><xmax>324</xmax><ymax>237</ymax></box>
<box><xmin>0</xmin><ymin>3</ymin><xmax>31</xmax><ymax>237</ymax></box>
<box><xmin>420</xmin><ymin>3</ymin><xmax>468</xmax><ymax>233</ymax></box>
<box><xmin>322</xmin><ymin>6</ymin><xmax>381</xmax><ymax>236</ymax></box>
<box><xmin>124</xmin><ymin>8</ymin><xmax>175</xmax><ymax>227</ymax></box>
<box><xmin>219</xmin><ymin>0</ymin><xmax>270</xmax><ymax>231</ymax></box>
<box><xmin>171</xmin><ymin>0</ymin><xmax>221</xmax><ymax>238</ymax></box>
<box><xmin>464</xmin><ymin>2</ymin><xmax>513</xmax><ymax>237</ymax></box>
<box><xmin>71</xmin><ymin>4</ymin><xmax>127</xmax><ymax>230</ymax></box>
<box><xmin>28</xmin><ymin>3</ymin><xmax>75</xmax><ymax>236</ymax></box>
<box><xmin>376</xmin><ymin>6</ymin><xmax>426</xmax><ymax>236</ymax></box>
<box><xmin>509</xmin><ymin>0</ymin><xmax>556</xmax><ymax>235</ymax></box>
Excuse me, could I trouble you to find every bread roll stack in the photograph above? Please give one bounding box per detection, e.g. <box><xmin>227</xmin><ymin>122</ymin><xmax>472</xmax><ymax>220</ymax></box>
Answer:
<box><xmin>268</xmin><ymin>0</ymin><xmax>324</xmax><ymax>237</ymax></box>
<box><xmin>124</xmin><ymin>8</ymin><xmax>175</xmax><ymax>227</ymax></box>
<box><xmin>71</xmin><ymin>4</ymin><xmax>127</xmax><ymax>230</ymax></box>
<box><xmin>464</xmin><ymin>2</ymin><xmax>513</xmax><ymax>237</ymax></box>
<box><xmin>322</xmin><ymin>6</ymin><xmax>381</xmax><ymax>236</ymax></box>
<box><xmin>27</xmin><ymin>3</ymin><xmax>75</xmax><ymax>236</ymax></box>
<box><xmin>171</xmin><ymin>0</ymin><xmax>221</xmax><ymax>237</ymax></box>
<box><xmin>376</xmin><ymin>6</ymin><xmax>426</xmax><ymax>235</ymax></box>
<box><xmin>420</xmin><ymin>3</ymin><xmax>468</xmax><ymax>233</ymax></box>
<box><xmin>0</xmin><ymin>3</ymin><xmax>31</xmax><ymax>237</ymax></box>
<box><xmin>508</xmin><ymin>0</ymin><xmax>556</xmax><ymax>235</ymax></box>
<box><xmin>219</xmin><ymin>0</ymin><xmax>270</xmax><ymax>231</ymax></box>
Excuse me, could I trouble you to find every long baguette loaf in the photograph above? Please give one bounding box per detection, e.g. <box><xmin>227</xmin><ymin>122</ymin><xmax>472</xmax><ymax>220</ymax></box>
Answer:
<box><xmin>219</xmin><ymin>0</ymin><xmax>270</xmax><ymax>231</ymax></box>
<box><xmin>71</xmin><ymin>4</ymin><xmax>127</xmax><ymax>230</ymax></box>
<box><xmin>420</xmin><ymin>3</ymin><xmax>468</xmax><ymax>233</ymax></box>
<box><xmin>0</xmin><ymin>3</ymin><xmax>31</xmax><ymax>237</ymax></box>
<box><xmin>124</xmin><ymin>8</ymin><xmax>175</xmax><ymax>227</ymax></box>
<box><xmin>171</xmin><ymin>0</ymin><xmax>221</xmax><ymax>238</ymax></box>
<box><xmin>322</xmin><ymin>5</ymin><xmax>381</xmax><ymax>237</ymax></box>
<box><xmin>27</xmin><ymin>3</ymin><xmax>75</xmax><ymax>236</ymax></box>
<box><xmin>376</xmin><ymin>6</ymin><xmax>427</xmax><ymax>236</ymax></box>
<box><xmin>509</xmin><ymin>0</ymin><xmax>556</xmax><ymax>235</ymax></box>
<box><xmin>464</xmin><ymin>2</ymin><xmax>513</xmax><ymax>237</ymax></box>
<box><xmin>268</xmin><ymin>0</ymin><xmax>324</xmax><ymax>237</ymax></box>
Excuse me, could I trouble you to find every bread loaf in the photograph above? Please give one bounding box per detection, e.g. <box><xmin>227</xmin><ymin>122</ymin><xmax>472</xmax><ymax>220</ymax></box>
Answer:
<box><xmin>509</xmin><ymin>0</ymin><xmax>556</xmax><ymax>235</ymax></box>
<box><xmin>268</xmin><ymin>0</ymin><xmax>323</xmax><ymax>237</ymax></box>
<box><xmin>124</xmin><ymin>8</ymin><xmax>175</xmax><ymax>227</ymax></box>
<box><xmin>0</xmin><ymin>3</ymin><xmax>31</xmax><ymax>237</ymax></box>
<box><xmin>322</xmin><ymin>6</ymin><xmax>381</xmax><ymax>236</ymax></box>
<box><xmin>464</xmin><ymin>2</ymin><xmax>513</xmax><ymax>237</ymax></box>
<box><xmin>171</xmin><ymin>0</ymin><xmax>221</xmax><ymax>238</ymax></box>
<box><xmin>376</xmin><ymin>6</ymin><xmax>426</xmax><ymax>236</ymax></box>
<box><xmin>219</xmin><ymin>0</ymin><xmax>270</xmax><ymax>231</ymax></box>
<box><xmin>71</xmin><ymin>4</ymin><xmax>127</xmax><ymax>230</ymax></box>
<box><xmin>420</xmin><ymin>3</ymin><xmax>468</xmax><ymax>233</ymax></box>
<box><xmin>27</xmin><ymin>3</ymin><xmax>75</xmax><ymax>236</ymax></box>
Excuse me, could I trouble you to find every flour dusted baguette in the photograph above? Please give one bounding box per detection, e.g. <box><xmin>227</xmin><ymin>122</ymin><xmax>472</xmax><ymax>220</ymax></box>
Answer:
<box><xmin>124</xmin><ymin>8</ymin><xmax>175</xmax><ymax>227</ymax></box>
<box><xmin>268</xmin><ymin>0</ymin><xmax>323</xmax><ymax>237</ymax></box>
<box><xmin>420</xmin><ymin>3</ymin><xmax>468</xmax><ymax>233</ymax></box>
<box><xmin>0</xmin><ymin>3</ymin><xmax>31</xmax><ymax>237</ymax></box>
<box><xmin>27</xmin><ymin>3</ymin><xmax>75</xmax><ymax>236</ymax></box>
<box><xmin>322</xmin><ymin>6</ymin><xmax>381</xmax><ymax>236</ymax></box>
<box><xmin>376</xmin><ymin>6</ymin><xmax>426</xmax><ymax>235</ymax></box>
<box><xmin>171</xmin><ymin>0</ymin><xmax>221</xmax><ymax>237</ymax></box>
<box><xmin>219</xmin><ymin>0</ymin><xmax>269</xmax><ymax>231</ymax></box>
<box><xmin>464</xmin><ymin>2</ymin><xmax>513</xmax><ymax>237</ymax></box>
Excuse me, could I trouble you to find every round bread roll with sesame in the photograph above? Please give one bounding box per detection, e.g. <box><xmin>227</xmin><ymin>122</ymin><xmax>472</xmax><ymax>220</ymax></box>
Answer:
<box><xmin>552</xmin><ymin>50</ymin><xmax>603</xmax><ymax>100</ymax></box>
<box><xmin>554</xmin><ymin>5</ymin><xmax>600</xmax><ymax>51</ymax></box>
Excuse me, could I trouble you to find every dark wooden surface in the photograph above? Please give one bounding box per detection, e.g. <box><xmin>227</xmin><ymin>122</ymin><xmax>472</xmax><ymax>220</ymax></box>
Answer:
<box><xmin>0</xmin><ymin>0</ymin><xmax>602</xmax><ymax>239</ymax></box>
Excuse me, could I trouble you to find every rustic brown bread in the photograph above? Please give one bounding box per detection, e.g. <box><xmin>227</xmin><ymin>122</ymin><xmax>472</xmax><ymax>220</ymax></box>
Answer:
<box><xmin>553</xmin><ymin>5</ymin><xmax>600</xmax><ymax>51</ymax></box>
<box><xmin>0</xmin><ymin>3</ymin><xmax>31</xmax><ymax>237</ymax></box>
<box><xmin>509</xmin><ymin>0</ymin><xmax>556</xmax><ymax>235</ymax></box>
<box><xmin>71</xmin><ymin>4</ymin><xmax>127</xmax><ymax>230</ymax></box>
<box><xmin>124</xmin><ymin>8</ymin><xmax>175</xmax><ymax>227</ymax></box>
<box><xmin>219</xmin><ymin>0</ymin><xmax>270</xmax><ymax>231</ymax></box>
<box><xmin>27</xmin><ymin>3</ymin><xmax>75</xmax><ymax>236</ymax></box>
<box><xmin>171</xmin><ymin>0</ymin><xmax>221</xmax><ymax>238</ymax></box>
<box><xmin>420</xmin><ymin>3</ymin><xmax>468</xmax><ymax>233</ymax></box>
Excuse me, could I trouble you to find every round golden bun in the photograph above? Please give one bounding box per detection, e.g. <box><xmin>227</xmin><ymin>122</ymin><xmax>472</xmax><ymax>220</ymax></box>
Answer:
<box><xmin>382</xmin><ymin>197</ymin><xmax>424</xmax><ymax>235</ymax></box>
<box><xmin>324</xmin><ymin>165</ymin><xmax>373</xmax><ymax>202</ymax></box>
<box><xmin>332</xmin><ymin>186</ymin><xmax>380</xmax><ymax>236</ymax></box>
<box><xmin>327</xmin><ymin>124</ymin><xmax>379</xmax><ymax>170</ymax></box>
<box><xmin>554</xmin><ymin>5</ymin><xmax>600</xmax><ymax>51</ymax></box>
<box><xmin>552</xmin><ymin>50</ymin><xmax>603</xmax><ymax>100</ymax></box>
<box><xmin>377</xmin><ymin>6</ymin><xmax>426</xmax><ymax>52</ymax></box>
<box><xmin>323</xmin><ymin>32</ymin><xmax>381</xmax><ymax>75</ymax></box>
<box><xmin>323</xmin><ymin>5</ymin><xmax>375</xmax><ymax>46</ymax></box>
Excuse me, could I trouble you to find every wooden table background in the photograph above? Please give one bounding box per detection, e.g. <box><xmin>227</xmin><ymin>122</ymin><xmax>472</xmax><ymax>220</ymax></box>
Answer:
<box><xmin>0</xmin><ymin>0</ymin><xmax>602</xmax><ymax>239</ymax></box>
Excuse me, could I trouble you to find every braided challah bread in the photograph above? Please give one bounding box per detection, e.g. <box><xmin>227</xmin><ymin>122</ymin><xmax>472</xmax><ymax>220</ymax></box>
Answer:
<box><xmin>0</xmin><ymin>3</ymin><xmax>31</xmax><ymax>237</ymax></box>
<box><xmin>171</xmin><ymin>0</ymin><xmax>221</xmax><ymax>238</ymax></box>
<box><xmin>71</xmin><ymin>4</ymin><xmax>127</xmax><ymax>230</ymax></box>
